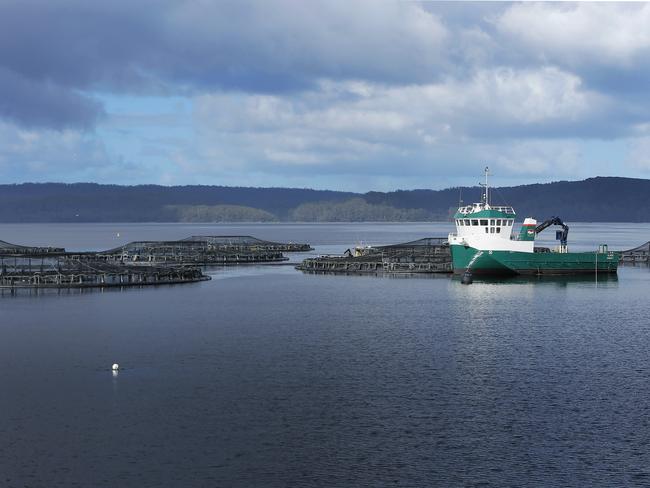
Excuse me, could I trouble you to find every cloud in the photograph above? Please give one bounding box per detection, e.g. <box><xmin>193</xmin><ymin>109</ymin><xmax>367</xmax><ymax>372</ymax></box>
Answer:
<box><xmin>162</xmin><ymin>0</ymin><xmax>449</xmax><ymax>89</ymax></box>
<box><xmin>494</xmin><ymin>3</ymin><xmax>650</xmax><ymax>97</ymax></box>
<box><xmin>496</xmin><ymin>3</ymin><xmax>650</xmax><ymax>67</ymax></box>
<box><xmin>0</xmin><ymin>2</ymin><xmax>647</xmax><ymax>130</ymax></box>
<box><xmin>489</xmin><ymin>140</ymin><xmax>581</xmax><ymax>177</ymax></box>
<box><xmin>194</xmin><ymin>66</ymin><xmax>610</xmax><ymax>163</ymax></box>
<box><xmin>0</xmin><ymin>67</ymin><xmax>103</xmax><ymax>129</ymax></box>
<box><xmin>178</xmin><ymin>69</ymin><xmax>615</xmax><ymax>189</ymax></box>
<box><xmin>0</xmin><ymin>1</ymin><xmax>649</xmax><ymax>188</ymax></box>
<box><xmin>0</xmin><ymin>121</ymin><xmax>128</xmax><ymax>182</ymax></box>
<box><xmin>0</xmin><ymin>0</ymin><xmax>447</xmax><ymax>129</ymax></box>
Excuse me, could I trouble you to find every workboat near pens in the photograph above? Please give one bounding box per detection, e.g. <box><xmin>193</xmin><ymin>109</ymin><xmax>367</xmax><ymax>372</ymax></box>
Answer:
<box><xmin>448</xmin><ymin>168</ymin><xmax>620</xmax><ymax>277</ymax></box>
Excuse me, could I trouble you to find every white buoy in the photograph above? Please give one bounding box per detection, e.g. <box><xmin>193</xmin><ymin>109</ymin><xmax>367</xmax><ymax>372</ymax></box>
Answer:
<box><xmin>112</xmin><ymin>363</ymin><xmax>120</xmax><ymax>371</ymax></box>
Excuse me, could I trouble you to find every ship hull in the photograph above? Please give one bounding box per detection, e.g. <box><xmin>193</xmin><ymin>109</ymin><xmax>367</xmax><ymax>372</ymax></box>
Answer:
<box><xmin>450</xmin><ymin>244</ymin><xmax>620</xmax><ymax>275</ymax></box>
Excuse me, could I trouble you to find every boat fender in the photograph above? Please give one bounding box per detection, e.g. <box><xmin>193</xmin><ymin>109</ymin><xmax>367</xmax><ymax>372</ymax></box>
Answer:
<box><xmin>461</xmin><ymin>271</ymin><xmax>473</xmax><ymax>285</ymax></box>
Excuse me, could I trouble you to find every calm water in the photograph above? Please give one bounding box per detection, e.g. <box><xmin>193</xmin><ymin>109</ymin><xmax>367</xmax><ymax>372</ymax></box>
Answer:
<box><xmin>2</xmin><ymin>223</ymin><xmax>650</xmax><ymax>487</ymax></box>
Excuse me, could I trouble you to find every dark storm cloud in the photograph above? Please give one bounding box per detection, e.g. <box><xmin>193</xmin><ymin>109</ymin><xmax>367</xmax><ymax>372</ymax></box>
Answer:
<box><xmin>0</xmin><ymin>67</ymin><xmax>103</xmax><ymax>129</ymax></box>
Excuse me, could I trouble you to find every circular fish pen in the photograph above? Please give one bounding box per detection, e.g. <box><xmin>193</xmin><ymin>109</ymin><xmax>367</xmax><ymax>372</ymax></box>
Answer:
<box><xmin>94</xmin><ymin>236</ymin><xmax>312</xmax><ymax>265</ymax></box>
<box><xmin>0</xmin><ymin>256</ymin><xmax>209</xmax><ymax>289</ymax></box>
<box><xmin>0</xmin><ymin>241</ymin><xmax>209</xmax><ymax>289</ymax></box>
<box><xmin>297</xmin><ymin>237</ymin><xmax>452</xmax><ymax>275</ymax></box>
<box><xmin>0</xmin><ymin>235</ymin><xmax>312</xmax><ymax>289</ymax></box>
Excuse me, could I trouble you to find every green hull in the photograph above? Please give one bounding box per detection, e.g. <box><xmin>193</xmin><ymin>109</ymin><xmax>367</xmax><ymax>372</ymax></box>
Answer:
<box><xmin>451</xmin><ymin>245</ymin><xmax>620</xmax><ymax>275</ymax></box>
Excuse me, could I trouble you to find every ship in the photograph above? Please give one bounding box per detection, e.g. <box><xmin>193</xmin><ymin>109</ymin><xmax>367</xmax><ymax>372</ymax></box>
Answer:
<box><xmin>448</xmin><ymin>168</ymin><xmax>620</xmax><ymax>276</ymax></box>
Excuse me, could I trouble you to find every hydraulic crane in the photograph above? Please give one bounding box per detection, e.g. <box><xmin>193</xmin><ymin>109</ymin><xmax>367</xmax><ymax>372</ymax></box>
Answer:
<box><xmin>535</xmin><ymin>216</ymin><xmax>569</xmax><ymax>251</ymax></box>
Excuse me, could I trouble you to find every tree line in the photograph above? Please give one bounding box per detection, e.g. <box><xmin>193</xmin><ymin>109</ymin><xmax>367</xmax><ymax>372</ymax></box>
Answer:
<box><xmin>0</xmin><ymin>177</ymin><xmax>648</xmax><ymax>222</ymax></box>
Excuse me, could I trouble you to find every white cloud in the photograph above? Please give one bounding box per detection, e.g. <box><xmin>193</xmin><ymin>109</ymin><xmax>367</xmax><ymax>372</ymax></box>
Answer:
<box><xmin>191</xmin><ymin>66</ymin><xmax>604</xmax><ymax>175</ymax></box>
<box><xmin>496</xmin><ymin>3</ymin><xmax>650</xmax><ymax>67</ymax></box>
<box><xmin>465</xmin><ymin>67</ymin><xmax>592</xmax><ymax>124</ymax></box>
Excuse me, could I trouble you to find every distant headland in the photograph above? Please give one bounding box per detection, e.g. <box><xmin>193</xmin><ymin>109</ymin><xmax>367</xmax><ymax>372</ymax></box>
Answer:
<box><xmin>0</xmin><ymin>177</ymin><xmax>648</xmax><ymax>223</ymax></box>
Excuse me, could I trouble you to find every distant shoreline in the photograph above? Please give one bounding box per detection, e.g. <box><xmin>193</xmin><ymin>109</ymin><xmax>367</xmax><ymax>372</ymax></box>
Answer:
<box><xmin>1</xmin><ymin>177</ymin><xmax>649</xmax><ymax>222</ymax></box>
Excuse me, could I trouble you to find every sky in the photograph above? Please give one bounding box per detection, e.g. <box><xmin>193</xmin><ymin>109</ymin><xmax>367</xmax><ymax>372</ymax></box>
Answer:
<box><xmin>1</xmin><ymin>1</ymin><xmax>650</xmax><ymax>192</ymax></box>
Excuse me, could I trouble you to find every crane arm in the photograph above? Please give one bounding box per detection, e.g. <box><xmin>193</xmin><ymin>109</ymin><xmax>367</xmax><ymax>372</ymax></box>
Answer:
<box><xmin>535</xmin><ymin>216</ymin><xmax>569</xmax><ymax>246</ymax></box>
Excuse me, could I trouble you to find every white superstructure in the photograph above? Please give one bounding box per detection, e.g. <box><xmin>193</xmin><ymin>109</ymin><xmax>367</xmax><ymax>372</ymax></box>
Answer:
<box><xmin>447</xmin><ymin>168</ymin><xmax>537</xmax><ymax>253</ymax></box>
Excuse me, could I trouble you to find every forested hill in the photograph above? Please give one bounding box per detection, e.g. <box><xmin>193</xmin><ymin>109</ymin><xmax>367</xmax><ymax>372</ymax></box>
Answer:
<box><xmin>0</xmin><ymin>177</ymin><xmax>648</xmax><ymax>222</ymax></box>
<box><xmin>365</xmin><ymin>177</ymin><xmax>650</xmax><ymax>222</ymax></box>
<box><xmin>0</xmin><ymin>184</ymin><xmax>355</xmax><ymax>222</ymax></box>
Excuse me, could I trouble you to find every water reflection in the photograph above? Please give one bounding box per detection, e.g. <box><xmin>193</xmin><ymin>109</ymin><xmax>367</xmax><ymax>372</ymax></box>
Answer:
<box><xmin>453</xmin><ymin>273</ymin><xmax>619</xmax><ymax>287</ymax></box>
<box><xmin>0</xmin><ymin>282</ymin><xmax>206</xmax><ymax>299</ymax></box>
<box><xmin>297</xmin><ymin>269</ymin><xmax>452</xmax><ymax>280</ymax></box>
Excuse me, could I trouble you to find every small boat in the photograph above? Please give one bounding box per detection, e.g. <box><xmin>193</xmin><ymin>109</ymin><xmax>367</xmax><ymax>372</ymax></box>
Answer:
<box><xmin>448</xmin><ymin>168</ymin><xmax>619</xmax><ymax>276</ymax></box>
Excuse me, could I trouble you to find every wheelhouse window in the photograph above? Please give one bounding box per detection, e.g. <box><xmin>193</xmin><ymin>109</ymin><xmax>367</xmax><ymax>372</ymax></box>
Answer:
<box><xmin>490</xmin><ymin>219</ymin><xmax>495</xmax><ymax>225</ymax></box>
<box><xmin>480</xmin><ymin>219</ymin><xmax>488</xmax><ymax>226</ymax></box>
<box><xmin>472</xmin><ymin>219</ymin><xmax>479</xmax><ymax>226</ymax></box>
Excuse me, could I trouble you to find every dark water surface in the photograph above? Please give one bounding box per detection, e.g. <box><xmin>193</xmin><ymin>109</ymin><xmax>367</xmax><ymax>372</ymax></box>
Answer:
<box><xmin>2</xmin><ymin>223</ymin><xmax>650</xmax><ymax>487</ymax></box>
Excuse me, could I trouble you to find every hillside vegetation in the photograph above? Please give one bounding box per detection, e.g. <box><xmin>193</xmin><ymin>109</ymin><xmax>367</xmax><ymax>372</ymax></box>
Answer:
<box><xmin>163</xmin><ymin>204</ymin><xmax>278</xmax><ymax>222</ymax></box>
<box><xmin>0</xmin><ymin>177</ymin><xmax>648</xmax><ymax>222</ymax></box>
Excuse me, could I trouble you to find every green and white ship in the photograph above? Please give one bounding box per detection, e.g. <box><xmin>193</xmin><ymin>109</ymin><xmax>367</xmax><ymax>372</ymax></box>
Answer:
<box><xmin>448</xmin><ymin>168</ymin><xmax>619</xmax><ymax>276</ymax></box>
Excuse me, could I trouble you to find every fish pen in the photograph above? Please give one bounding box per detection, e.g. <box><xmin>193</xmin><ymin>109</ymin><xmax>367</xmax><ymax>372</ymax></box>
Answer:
<box><xmin>620</xmin><ymin>241</ymin><xmax>650</xmax><ymax>265</ymax></box>
<box><xmin>93</xmin><ymin>240</ymin><xmax>285</xmax><ymax>265</ymax></box>
<box><xmin>181</xmin><ymin>235</ymin><xmax>312</xmax><ymax>252</ymax></box>
<box><xmin>0</xmin><ymin>234</ymin><xmax>311</xmax><ymax>289</ymax></box>
<box><xmin>0</xmin><ymin>240</ymin><xmax>65</xmax><ymax>254</ymax></box>
<box><xmin>0</xmin><ymin>254</ymin><xmax>208</xmax><ymax>289</ymax></box>
<box><xmin>297</xmin><ymin>237</ymin><xmax>452</xmax><ymax>274</ymax></box>
<box><xmin>90</xmin><ymin>235</ymin><xmax>313</xmax><ymax>265</ymax></box>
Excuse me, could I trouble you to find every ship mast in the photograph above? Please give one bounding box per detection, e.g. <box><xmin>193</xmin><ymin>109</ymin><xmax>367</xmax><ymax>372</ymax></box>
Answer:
<box><xmin>485</xmin><ymin>166</ymin><xmax>489</xmax><ymax>205</ymax></box>
<box><xmin>480</xmin><ymin>166</ymin><xmax>490</xmax><ymax>206</ymax></box>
